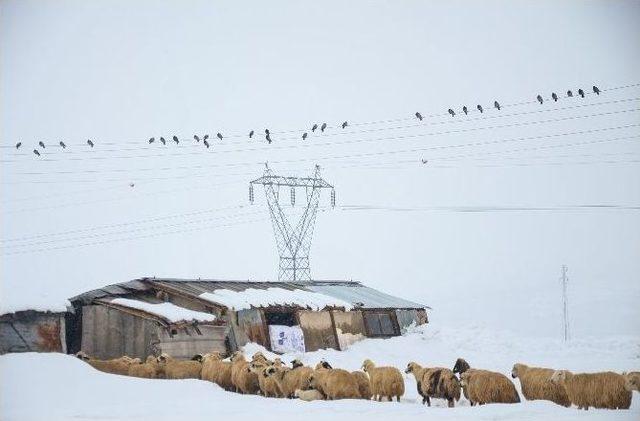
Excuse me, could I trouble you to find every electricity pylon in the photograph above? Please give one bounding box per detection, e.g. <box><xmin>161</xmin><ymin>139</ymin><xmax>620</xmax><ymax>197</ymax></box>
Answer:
<box><xmin>250</xmin><ymin>164</ymin><xmax>335</xmax><ymax>281</ymax></box>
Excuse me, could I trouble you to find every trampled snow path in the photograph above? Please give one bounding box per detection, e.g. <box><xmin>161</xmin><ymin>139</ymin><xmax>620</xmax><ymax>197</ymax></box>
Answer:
<box><xmin>1</xmin><ymin>325</ymin><xmax>638</xmax><ymax>421</ymax></box>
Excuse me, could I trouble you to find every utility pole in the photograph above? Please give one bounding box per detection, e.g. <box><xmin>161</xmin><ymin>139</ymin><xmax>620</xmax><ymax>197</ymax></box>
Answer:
<box><xmin>560</xmin><ymin>265</ymin><xmax>570</xmax><ymax>342</ymax></box>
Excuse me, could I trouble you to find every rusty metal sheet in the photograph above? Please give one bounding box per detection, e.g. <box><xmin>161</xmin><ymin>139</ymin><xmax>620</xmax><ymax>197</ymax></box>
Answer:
<box><xmin>236</xmin><ymin>308</ymin><xmax>268</xmax><ymax>348</ymax></box>
<box><xmin>331</xmin><ymin>311</ymin><xmax>366</xmax><ymax>350</ymax></box>
<box><xmin>0</xmin><ymin>311</ymin><xmax>66</xmax><ymax>354</ymax></box>
<box><xmin>297</xmin><ymin>310</ymin><xmax>338</xmax><ymax>352</ymax></box>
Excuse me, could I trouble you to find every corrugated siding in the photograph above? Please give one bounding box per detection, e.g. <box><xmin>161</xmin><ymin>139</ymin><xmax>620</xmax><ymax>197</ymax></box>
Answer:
<box><xmin>307</xmin><ymin>284</ymin><xmax>425</xmax><ymax>309</ymax></box>
<box><xmin>395</xmin><ymin>309</ymin><xmax>419</xmax><ymax>331</ymax></box>
<box><xmin>331</xmin><ymin>311</ymin><xmax>366</xmax><ymax>350</ymax></box>
<box><xmin>0</xmin><ymin>312</ymin><xmax>66</xmax><ymax>354</ymax></box>
<box><xmin>297</xmin><ymin>311</ymin><xmax>338</xmax><ymax>352</ymax></box>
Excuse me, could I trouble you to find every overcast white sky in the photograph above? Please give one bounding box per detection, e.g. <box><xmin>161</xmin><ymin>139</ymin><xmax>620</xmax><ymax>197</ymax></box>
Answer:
<box><xmin>1</xmin><ymin>0</ymin><xmax>639</xmax><ymax>338</ymax></box>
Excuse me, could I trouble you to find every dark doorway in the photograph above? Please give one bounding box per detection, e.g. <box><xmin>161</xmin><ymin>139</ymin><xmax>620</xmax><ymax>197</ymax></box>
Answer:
<box><xmin>264</xmin><ymin>310</ymin><xmax>297</xmax><ymax>327</ymax></box>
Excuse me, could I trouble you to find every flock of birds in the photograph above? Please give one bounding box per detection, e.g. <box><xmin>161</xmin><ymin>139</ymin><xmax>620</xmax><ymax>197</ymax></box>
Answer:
<box><xmin>13</xmin><ymin>86</ymin><xmax>600</xmax><ymax>157</ymax></box>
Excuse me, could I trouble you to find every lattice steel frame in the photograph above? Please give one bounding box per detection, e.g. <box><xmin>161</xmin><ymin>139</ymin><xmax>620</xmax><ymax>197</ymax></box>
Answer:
<box><xmin>250</xmin><ymin>165</ymin><xmax>335</xmax><ymax>281</ymax></box>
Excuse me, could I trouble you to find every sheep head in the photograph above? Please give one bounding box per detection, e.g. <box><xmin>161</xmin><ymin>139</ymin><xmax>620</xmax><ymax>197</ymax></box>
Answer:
<box><xmin>511</xmin><ymin>363</ymin><xmax>526</xmax><ymax>378</ymax></box>
<box><xmin>361</xmin><ymin>359</ymin><xmax>375</xmax><ymax>372</ymax></box>
<box><xmin>624</xmin><ymin>372</ymin><xmax>640</xmax><ymax>392</ymax></box>
<box><xmin>191</xmin><ymin>354</ymin><xmax>204</xmax><ymax>363</ymax></box>
<box><xmin>75</xmin><ymin>351</ymin><xmax>91</xmax><ymax>361</ymax></box>
<box><xmin>405</xmin><ymin>362</ymin><xmax>421</xmax><ymax>374</ymax></box>
<box><xmin>291</xmin><ymin>359</ymin><xmax>304</xmax><ymax>369</ymax></box>
<box><xmin>156</xmin><ymin>353</ymin><xmax>172</xmax><ymax>364</ymax></box>
<box><xmin>315</xmin><ymin>360</ymin><xmax>332</xmax><ymax>370</ymax></box>
<box><xmin>452</xmin><ymin>358</ymin><xmax>470</xmax><ymax>374</ymax></box>
<box><xmin>230</xmin><ymin>351</ymin><xmax>245</xmax><ymax>362</ymax></box>
<box><xmin>252</xmin><ymin>351</ymin><xmax>269</xmax><ymax>364</ymax></box>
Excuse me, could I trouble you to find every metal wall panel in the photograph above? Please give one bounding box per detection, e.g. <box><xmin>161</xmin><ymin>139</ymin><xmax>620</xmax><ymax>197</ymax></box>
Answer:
<box><xmin>297</xmin><ymin>310</ymin><xmax>338</xmax><ymax>351</ymax></box>
<box><xmin>331</xmin><ymin>310</ymin><xmax>366</xmax><ymax>350</ymax></box>
<box><xmin>0</xmin><ymin>312</ymin><xmax>66</xmax><ymax>354</ymax></box>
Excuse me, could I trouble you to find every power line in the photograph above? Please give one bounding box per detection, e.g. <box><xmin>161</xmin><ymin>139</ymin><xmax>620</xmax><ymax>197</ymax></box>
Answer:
<box><xmin>337</xmin><ymin>204</ymin><xmax>640</xmax><ymax>213</ymax></box>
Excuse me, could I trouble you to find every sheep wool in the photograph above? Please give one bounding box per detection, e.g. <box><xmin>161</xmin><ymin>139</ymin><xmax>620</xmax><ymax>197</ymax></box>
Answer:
<box><xmin>551</xmin><ymin>370</ymin><xmax>632</xmax><ymax>410</ymax></box>
<box><xmin>511</xmin><ymin>363</ymin><xmax>570</xmax><ymax>407</ymax></box>
<box><xmin>361</xmin><ymin>359</ymin><xmax>404</xmax><ymax>402</ymax></box>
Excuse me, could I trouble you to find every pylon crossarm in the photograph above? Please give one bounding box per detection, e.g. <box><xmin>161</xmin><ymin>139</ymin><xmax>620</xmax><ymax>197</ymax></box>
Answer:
<box><xmin>250</xmin><ymin>175</ymin><xmax>333</xmax><ymax>189</ymax></box>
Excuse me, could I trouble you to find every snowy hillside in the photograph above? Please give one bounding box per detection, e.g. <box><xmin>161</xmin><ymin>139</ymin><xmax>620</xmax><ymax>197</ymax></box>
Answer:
<box><xmin>1</xmin><ymin>325</ymin><xmax>638</xmax><ymax>421</ymax></box>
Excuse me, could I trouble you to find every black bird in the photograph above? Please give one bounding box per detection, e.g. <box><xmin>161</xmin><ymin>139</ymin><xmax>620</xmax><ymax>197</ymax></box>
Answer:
<box><xmin>59</xmin><ymin>141</ymin><xmax>66</xmax><ymax>149</ymax></box>
<box><xmin>149</xmin><ymin>137</ymin><xmax>155</xmax><ymax>144</ymax></box>
<box><xmin>578</xmin><ymin>89</ymin><xmax>585</xmax><ymax>98</ymax></box>
<box><xmin>448</xmin><ymin>108</ymin><xmax>455</xmax><ymax>117</ymax></box>
<box><xmin>33</xmin><ymin>149</ymin><xmax>40</xmax><ymax>156</ymax></box>
<box><xmin>415</xmin><ymin>112</ymin><xmax>423</xmax><ymax>121</ymax></box>
<box><xmin>203</xmin><ymin>134</ymin><xmax>209</xmax><ymax>141</ymax></box>
<box><xmin>567</xmin><ymin>90</ymin><xmax>573</xmax><ymax>98</ymax></box>
<box><xmin>87</xmin><ymin>139</ymin><xmax>94</xmax><ymax>147</ymax></box>
<box><xmin>129</xmin><ymin>183</ymin><xmax>135</xmax><ymax>188</ymax></box>
<box><xmin>266</xmin><ymin>133</ymin><xmax>272</xmax><ymax>143</ymax></box>
<box><xmin>537</xmin><ymin>95</ymin><xmax>543</xmax><ymax>104</ymax></box>
<box><xmin>593</xmin><ymin>85</ymin><xmax>600</xmax><ymax>95</ymax></box>
<box><xmin>194</xmin><ymin>135</ymin><xmax>200</xmax><ymax>142</ymax></box>
<box><xmin>494</xmin><ymin>101</ymin><xmax>501</xmax><ymax>110</ymax></box>
<box><xmin>477</xmin><ymin>104</ymin><xmax>483</xmax><ymax>113</ymax></box>
<box><xmin>421</xmin><ymin>159</ymin><xmax>428</xmax><ymax>164</ymax></box>
<box><xmin>160</xmin><ymin>137</ymin><xmax>166</xmax><ymax>145</ymax></box>
<box><xmin>265</xmin><ymin>129</ymin><xmax>270</xmax><ymax>135</ymax></box>
<box><xmin>320</xmin><ymin>123</ymin><xmax>327</xmax><ymax>132</ymax></box>
<box><xmin>341</xmin><ymin>121</ymin><xmax>348</xmax><ymax>129</ymax></box>
<box><xmin>15</xmin><ymin>142</ymin><xmax>21</xmax><ymax>149</ymax></box>
<box><xmin>216</xmin><ymin>133</ymin><xmax>223</xmax><ymax>141</ymax></box>
<box><xmin>311</xmin><ymin>124</ymin><xmax>318</xmax><ymax>132</ymax></box>
<box><xmin>249</xmin><ymin>130</ymin><xmax>254</xmax><ymax>138</ymax></box>
<box><xmin>38</xmin><ymin>141</ymin><xmax>45</xmax><ymax>148</ymax></box>
<box><xmin>173</xmin><ymin>136</ymin><xmax>179</xmax><ymax>144</ymax></box>
<box><xmin>462</xmin><ymin>106</ymin><xmax>468</xmax><ymax>115</ymax></box>
<box><xmin>204</xmin><ymin>140</ymin><xmax>210</xmax><ymax>148</ymax></box>
<box><xmin>552</xmin><ymin>92</ymin><xmax>558</xmax><ymax>102</ymax></box>
<box><xmin>302</xmin><ymin>132</ymin><xmax>308</xmax><ymax>140</ymax></box>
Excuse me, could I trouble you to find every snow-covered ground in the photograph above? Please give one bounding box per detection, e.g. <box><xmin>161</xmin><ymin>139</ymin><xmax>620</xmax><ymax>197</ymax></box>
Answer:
<box><xmin>1</xmin><ymin>324</ymin><xmax>638</xmax><ymax>421</ymax></box>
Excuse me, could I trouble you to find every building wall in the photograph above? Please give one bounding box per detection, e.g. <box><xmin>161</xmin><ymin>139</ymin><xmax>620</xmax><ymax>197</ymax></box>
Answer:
<box><xmin>157</xmin><ymin>324</ymin><xmax>227</xmax><ymax>359</ymax></box>
<box><xmin>297</xmin><ymin>310</ymin><xmax>338</xmax><ymax>352</ymax></box>
<box><xmin>331</xmin><ymin>310</ymin><xmax>366</xmax><ymax>350</ymax></box>
<box><xmin>0</xmin><ymin>311</ymin><xmax>66</xmax><ymax>354</ymax></box>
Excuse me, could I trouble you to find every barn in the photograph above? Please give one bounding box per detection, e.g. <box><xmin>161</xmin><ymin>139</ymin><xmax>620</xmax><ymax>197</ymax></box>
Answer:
<box><xmin>65</xmin><ymin>277</ymin><xmax>429</xmax><ymax>360</ymax></box>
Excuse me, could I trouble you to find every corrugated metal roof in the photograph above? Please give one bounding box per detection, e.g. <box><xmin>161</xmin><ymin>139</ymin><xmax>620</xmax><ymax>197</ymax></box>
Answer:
<box><xmin>306</xmin><ymin>283</ymin><xmax>427</xmax><ymax>309</ymax></box>
<box><xmin>69</xmin><ymin>278</ymin><xmax>428</xmax><ymax>310</ymax></box>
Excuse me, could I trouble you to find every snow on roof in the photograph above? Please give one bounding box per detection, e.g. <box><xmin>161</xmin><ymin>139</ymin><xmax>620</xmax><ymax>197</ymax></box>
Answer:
<box><xmin>199</xmin><ymin>287</ymin><xmax>353</xmax><ymax>311</ymax></box>
<box><xmin>0</xmin><ymin>295</ymin><xmax>70</xmax><ymax>316</ymax></box>
<box><xmin>109</xmin><ymin>298</ymin><xmax>216</xmax><ymax>323</ymax></box>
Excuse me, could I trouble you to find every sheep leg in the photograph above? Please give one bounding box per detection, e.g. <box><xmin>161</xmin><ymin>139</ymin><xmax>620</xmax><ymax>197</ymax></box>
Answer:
<box><xmin>421</xmin><ymin>396</ymin><xmax>428</xmax><ymax>405</ymax></box>
<box><xmin>426</xmin><ymin>396</ymin><xmax>431</xmax><ymax>407</ymax></box>
<box><xmin>377</xmin><ymin>395</ymin><xmax>382</xmax><ymax>402</ymax></box>
<box><xmin>448</xmin><ymin>399</ymin><xmax>454</xmax><ymax>408</ymax></box>
<box><xmin>396</xmin><ymin>396</ymin><xmax>401</xmax><ymax>402</ymax></box>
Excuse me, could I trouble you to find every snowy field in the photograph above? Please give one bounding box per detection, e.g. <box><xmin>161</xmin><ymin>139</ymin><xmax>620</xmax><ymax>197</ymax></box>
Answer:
<box><xmin>1</xmin><ymin>324</ymin><xmax>638</xmax><ymax>421</ymax></box>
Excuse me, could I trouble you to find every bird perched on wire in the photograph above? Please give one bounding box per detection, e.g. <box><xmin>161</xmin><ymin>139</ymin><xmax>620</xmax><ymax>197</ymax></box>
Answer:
<box><xmin>477</xmin><ymin>104</ymin><xmax>483</xmax><ymax>113</ymax></box>
<box><xmin>494</xmin><ymin>101</ymin><xmax>501</xmax><ymax>110</ymax></box>
<box><xmin>160</xmin><ymin>137</ymin><xmax>166</xmax><ymax>145</ymax></box>
<box><xmin>204</xmin><ymin>140</ymin><xmax>210</xmax><ymax>148</ymax></box>
<box><xmin>173</xmin><ymin>136</ymin><xmax>179</xmax><ymax>144</ymax></box>
<box><xmin>249</xmin><ymin>130</ymin><xmax>254</xmax><ymax>138</ymax></box>
<box><xmin>203</xmin><ymin>134</ymin><xmax>209</xmax><ymax>141</ymax></box>
<box><xmin>578</xmin><ymin>88</ymin><xmax>585</xmax><ymax>98</ymax></box>
<box><xmin>448</xmin><ymin>108</ymin><xmax>455</xmax><ymax>117</ymax></box>
<box><xmin>33</xmin><ymin>149</ymin><xmax>40</xmax><ymax>156</ymax></box>
<box><xmin>302</xmin><ymin>132</ymin><xmax>308</xmax><ymax>140</ymax></box>
<box><xmin>38</xmin><ymin>141</ymin><xmax>45</xmax><ymax>148</ymax></box>
<box><xmin>311</xmin><ymin>124</ymin><xmax>318</xmax><ymax>132</ymax></box>
<box><xmin>15</xmin><ymin>142</ymin><xmax>21</xmax><ymax>149</ymax></box>
<box><xmin>59</xmin><ymin>141</ymin><xmax>66</xmax><ymax>149</ymax></box>
<box><xmin>266</xmin><ymin>133</ymin><xmax>272</xmax><ymax>143</ymax></box>
<box><xmin>265</xmin><ymin>129</ymin><xmax>270</xmax><ymax>136</ymax></box>
<box><xmin>129</xmin><ymin>182</ymin><xmax>135</xmax><ymax>188</ymax></box>
<box><xmin>87</xmin><ymin>139</ymin><xmax>94</xmax><ymax>147</ymax></box>
<box><xmin>552</xmin><ymin>92</ymin><xmax>558</xmax><ymax>102</ymax></box>
<box><xmin>421</xmin><ymin>159</ymin><xmax>428</xmax><ymax>164</ymax></box>
<box><xmin>537</xmin><ymin>95</ymin><xmax>543</xmax><ymax>104</ymax></box>
<box><xmin>415</xmin><ymin>112</ymin><xmax>423</xmax><ymax>121</ymax></box>
<box><xmin>321</xmin><ymin>123</ymin><xmax>327</xmax><ymax>132</ymax></box>
<box><xmin>462</xmin><ymin>106</ymin><xmax>468</xmax><ymax>115</ymax></box>
<box><xmin>567</xmin><ymin>90</ymin><xmax>573</xmax><ymax>97</ymax></box>
<box><xmin>193</xmin><ymin>135</ymin><xmax>200</xmax><ymax>142</ymax></box>
<box><xmin>217</xmin><ymin>133</ymin><xmax>223</xmax><ymax>141</ymax></box>
<box><xmin>593</xmin><ymin>85</ymin><xmax>600</xmax><ymax>95</ymax></box>
<box><xmin>149</xmin><ymin>137</ymin><xmax>155</xmax><ymax>144</ymax></box>
<box><xmin>341</xmin><ymin>121</ymin><xmax>348</xmax><ymax>129</ymax></box>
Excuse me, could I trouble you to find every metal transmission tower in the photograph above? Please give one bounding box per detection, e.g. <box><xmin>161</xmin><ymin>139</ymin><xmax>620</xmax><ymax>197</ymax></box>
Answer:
<box><xmin>249</xmin><ymin>164</ymin><xmax>335</xmax><ymax>281</ymax></box>
<box><xmin>560</xmin><ymin>265</ymin><xmax>570</xmax><ymax>342</ymax></box>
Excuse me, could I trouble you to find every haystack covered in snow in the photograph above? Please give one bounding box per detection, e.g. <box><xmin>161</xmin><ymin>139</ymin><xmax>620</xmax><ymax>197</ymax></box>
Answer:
<box><xmin>66</xmin><ymin>277</ymin><xmax>429</xmax><ymax>359</ymax></box>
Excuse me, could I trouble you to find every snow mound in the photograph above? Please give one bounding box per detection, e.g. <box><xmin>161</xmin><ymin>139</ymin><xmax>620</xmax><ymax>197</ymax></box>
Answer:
<box><xmin>199</xmin><ymin>287</ymin><xmax>353</xmax><ymax>310</ymax></box>
<box><xmin>109</xmin><ymin>298</ymin><xmax>216</xmax><ymax>323</ymax></box>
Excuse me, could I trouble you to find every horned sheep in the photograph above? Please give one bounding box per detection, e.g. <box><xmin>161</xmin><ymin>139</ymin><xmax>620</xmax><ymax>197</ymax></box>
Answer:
<box><xmin>511</xmin><ymin>363</ymin><xmax>570</xmax><ymax>407</ymax></box>
<box><xmin>453</xmin><ymin>358</ymin><xmax>520</xmax><ymax>405</ymax></box>
<box><xmin>550</xmin><ymin>370</ymin><xmax>631</xmax><ymax>410</ymax></box>
<box><xmin>361</xmin><ymin>359</ymin><xmax>404</xmax><ymax>402</ymax></box>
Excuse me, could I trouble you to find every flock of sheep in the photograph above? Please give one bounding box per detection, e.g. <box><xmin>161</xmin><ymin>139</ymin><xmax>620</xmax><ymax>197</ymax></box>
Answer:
<box><xmin>75</xmin><ymin>350</ymin><xmax>640</xmax><ymax>411</ymax></box>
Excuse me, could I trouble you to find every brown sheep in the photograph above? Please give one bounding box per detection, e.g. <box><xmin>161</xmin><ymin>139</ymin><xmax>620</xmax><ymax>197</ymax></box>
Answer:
<box><xmin>265</xmin><ymin>361</ymin><xmax>314</xmax><ymax>398</ymax></box>
<box><xmin>511</xmin><ymin>363</ymin><xmax>570</xmax><ymax>407</ymax></box>
<box><xmin>230</xmin><ymin>352</ymin><xmax>260</xmax><ymax>394</ymax></box>
<box><xmin>362</xmin><ymin>359</ymin><xmax>404</xmax><ymax>402</ymax></box>
<box><xmin>352</xmin><ymin>371</ymin><xmax>372</xmax><ymax>400</ymax></box>
<box><xmin>250</xmin><ymin>361</ymin><xmax>283</xmax><ymax>398</ymax></box>
<box><xmin>405</xmin><ymin>362</ymin><xmax>460</xmax><ymax>407</ymax></box>
<box><xmin>624</xmin><ymin>371</ymin><xmax>640</xmax><ymax>392</ymax></box>
<box><xmin>308</xmin><ymin>367</ymin><xmax>360</xmax><ymax>400</ymax></box>
<box><xmin>551</xmin><ymin>370</ymin><xmax>631</xmax><ymax>410</ymax></box>
<box><xmin>453</xmin><ymin>358</ymin><xmax>519</xmax><ymax>405</ymax></box>
<box><xmin>200</xmin><ymin>352</ymin><xmax>234</xmax><ymax>391</ymax></box>
<box><xmin>75</xmin><ymin>351</ymin><xmax>137</xmax><ymax>376</ymax></box>
<box><xmin>128</xmin><ymin>355</ymin><xmax>161</xmax><ymax>379</ymax></box>
<box><xmin>157</xmin><ymin>353</ymin><xmax>202</xmax><ymax>379</ymax></box>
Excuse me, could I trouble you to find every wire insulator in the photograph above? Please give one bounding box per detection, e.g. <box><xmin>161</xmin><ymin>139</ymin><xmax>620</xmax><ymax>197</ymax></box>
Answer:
<box><xmin>290</xmin><ymin>187</ymin><xmax>295</xmax><ymax>206</ymax></box>
<box><xmin>249</xmin><ymin>184</ymin><xmax>254</xmax><ymax>203</ymax></box>
<box><xmin>331</xmin><ymin>189</ymin><xmax>336</xmax><ymax>208</ymax></box>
